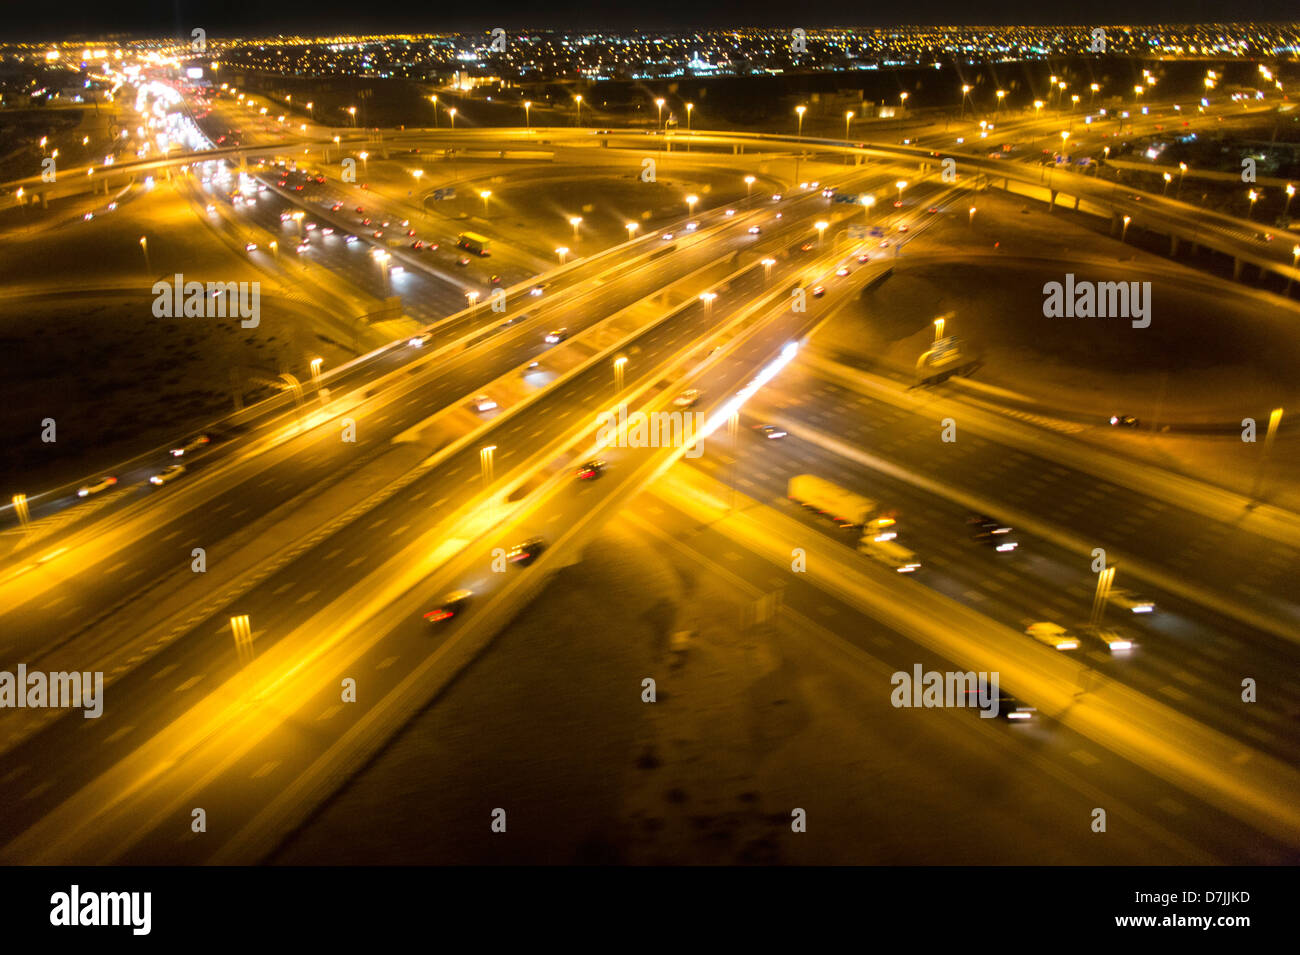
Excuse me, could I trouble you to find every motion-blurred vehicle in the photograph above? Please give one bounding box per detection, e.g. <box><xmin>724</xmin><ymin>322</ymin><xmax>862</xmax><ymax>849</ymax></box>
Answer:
<box><xmin>345</xmin><ymin>235</ymin><xmax>359</xmax><ymax>243</ymax></box>
<box><xmin>857</xmin><ymin>253</ymin><xmax>870</xmax><ymax>263</ymax></box>
<box><xmin>150</xmin><ymin>464</ymin><xmax>186</xmax><ymax>486</ymax></box>
<box><xmin>685</xmin><ymin>222</ymin><xmax>699</xmax><ymax>231</ymax></box>
<box><xmin>78</xmin><ymin>476</ymin><xmax>118</xmax><ymax>498</ymax></box>
<box><xmin>789</xmin><ymin>474</ymin><xmax>897</xmax><ymax>538</ymax></box>
<box><xmin>811</xmin><ymin>286</ymin><xmax>826</xmax><ymax>297</ymax></box>
<box><xmin>1025</xmin><ymin>622</ymin><xmax>1079</xmax><ymax>651</ymax></box>
<box><xmin>967</xmin><ymin>515</ymin><xmax>1018</xmax><ymax>552</ymax></box>
<box><xmin>836</xmin><ymin>266</ymin><xmax>851</xmax><ymax>276</ymax></box>
<box><xmin>753</xmin><ymin>424</ymin><xmax>787</xmax><ymax>439</ymax></box>
<box><xmin>471</xmin><ymin>394</ymin><xmax>498</xmax><ymax>412</ymax></box>
<box><xmin>773</xmin><ymin>193</ymin><xmax>784</xmax><ymax>201</ymax></box>
<box><xmin>748</xmin><ymin>225</ymin><xmax>761</xmax><ymax>234</ymax></box>
<box><xmin>661</xmin><ymin>233</ymin><xmax>674</xmax><ymax>240</ymax></box>
<box><xmin>490</xmin><ymin>275</ymin><xmax>502</xmax><ymax>285</ymax></box>
<box><xmin>423</xmin><ymin>589</ymin><xmax>473</xmax><ymax>623</ymax></box>
<box><xmin>530</xmin><ymin>284</ymin><xmax>545</xmax><ymax>296</ymax></box>
<box><xmin>1109</xmin><ymin>589</ymin><xmax>1155</xmax><ymax>614</ymax></box>
<box><xmin>507</xmin><ymin>538</ymin><xmax>546</xmax><ymax>566</ymax></box>
<box><xmin>456</xmin><ymin>256</ymin><xmax>471</xmax><ymax>266</ymax></box>
<box><xmin>1081</xmin><ymin>625</ymin><xmax>1135</xmax><ymax>653</ymax></box>
<box><xmin>673</xmin><ymin>389</ymin><xmax>701</xmax><ymax>408</ymax></box>
<box><xmin>724</xmin><ymin>209</ymin><xmax>736</xmax><ymax>216</ymax></box>
<box><xmin>575</xmin><ymin>460</ymin><xmax>606</xmax><ymax>481</ymax></box>
<box><xmin>1109</xmin><ymin>414</ymin><xmax>1138</xmax><ymax>427</ymax></box>
<box><xmin>171</xmin><ymin>434</ymin><xmax>210</xmax><ymax>457</ymax></box>
<box><xmin>408</xmin><ymin>333</ymin><xmax>432</xmax><ymax>347</ymax></box>
<box><xmin>244</xmin><ymin>242</ymin><xmax>258</xmax><ymax>252</ymax></box>
<box><xmin>544</xmin><ymin>328</ymin><xmax>568</xmax><ymax>344</ymax></box>
<box><xmin>800</xmin><ymin>242</ymin><xmax>814</xmax><ymax>252</ymax></box>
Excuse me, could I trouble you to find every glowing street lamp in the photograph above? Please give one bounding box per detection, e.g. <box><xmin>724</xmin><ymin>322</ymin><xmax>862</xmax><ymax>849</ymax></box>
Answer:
<box><xmin>933</xmin><ymin>316</ymin><xmax>945</xmax><ymax>341</ymax></box>
<box><xmin>960</xmin><ymin>84</ymin><xmax>972</xmax><ymax>119</ymax></box>
<box><xmin>430</xmin><ymin>95</ymin><xmax>438</xmax><ymax>127</ymax></box>
<box><xmin>899</xmin><ymin>92</ymin><xmax>909</xmax><ymax>111</ymax></box>
<box><xmin>844</xmin><ymin>110</ymin><xmax>854</xmax><ymax>140</ymax></box>
<box><xmin>448</xmin><ymin>107</ymin><xmax>457</xmax><ymax>129</ymax></box>
<box><xmin>895</xmin><ymin>179</ymin><xmax>907</xmax><ymax>205</ymax></box>
<box><xmin>1162</xmin><ymin>171</ymin><xmax>1172</xmax><ymax>196</ymax></box>
<box><xmin>1121</xmin><ymin>215</ymin><xmax>1132</xmax><ymax>243</ymax></box>
<box><xmin>968</xmin><ymin>206</ymin><xmax>977</xmax><ymax>225</ymax></box>
<box><xmin>795</xmin><ymin>104</ymin><xmax>806</xmax><ymax>138</ymax></box>
<box><xmin>556</xmin><ymin>246</ymin><xmax>569</xmax><ymax>263</ymax></box>
<box><xmin>698</xmin><ymin>291</ymin><xmax>717</xmax><ymax>314</ymax></box>
<box><xmin>138</xmin><ymin>235</ymin><xmax>150</xmax><ymax>274</ymax></box>
<box><xmin>625</xmin><ymin>222</ymin><xmax>638</xmax><ymax>240</ymax></box>
<box><xmin>523</xmin><ymin>100</ymin><xmax>531</xmax><ymax>128</ymax></box>
<box><xmin>995</xmin><ymin>89</ymin><xmax>1006</xmax><ymax>115</ymax></box>
<box><xmin>1288</xmin><ymin>244</ymin><xmax>1300</xmax><ymax>295</ymax></box>
<box><xmin>1285</xmin><ymin>183</ymin><xmax>1295</xmax><ymax>218</ymax></box>
<box><xmin>686</xmin><ymin>102</ymin><xmax>694</xmax><ymax>130</ymax></box>
<box><xmin>411</xmin><ymin>168</ymin><xmax>424</xmax><ymax>183</ymax></box>
<box><xmin>574</xmin><ymin>94</ymin><xmax>583</xmax><ymax>126</ymax></box>
<box><xmin>745</xmin><ymin>174</ymin><xmax>756</xmax><ymax>198</ymax></box>
<box><xmin>466</xmin><ymin>289</ymin><xmax>480</xmax><ymax>307</ymax></box>
<box><xmin>760</xmin><ymin>257</ymin><xmax>776</xmax><ymax>280</ymax></box>
<box><xmin>568</xmin><ymin>216</ymin><xmax>582</xmax><ymax>240</ymax></box>
<box><xmin>1090</xmin><ymin>83</ymin><xmax>1100</xmax><ymax>106</ymax></box>
<box><xmin>814</xmin><ymin>220</ymin><xmax>828</xmax><ymax>247</ymax></box>
<box><xmin>480</xmin><ymin>189</ymin><xmax>491</xmax><ymax>214</ymax></box>
<box><xmin>347</xmin><ymin>105</ymin><xmax>356</xmax><ymax>126</ymax></box>
<box><xmin>1248</xmin><ymin>189</ymin><xmax>1259</xmax><ymax>220</ymax></box>
<box><xmin>358</xmin><ymin>150</ymin><xmax>368</xmax><ymax>172</ymax></box>
<box><xmin>686</xmin><ymin>194</ymin><xmax>698</xmax><ymax>215</ymax></box>
<box><xmin>613</xmin><ymin>355</ymin><xmax>627</xmax><ymax>392</ymax></box>
<box><xmin>861</xmin><ymin>194</ymin><xmax>877</xmax><ymax>213</ymax></box>
<box><xmin>655</xmin><ymin>97</ymin><xmax>665</xmax><ymax>129</ymax></box>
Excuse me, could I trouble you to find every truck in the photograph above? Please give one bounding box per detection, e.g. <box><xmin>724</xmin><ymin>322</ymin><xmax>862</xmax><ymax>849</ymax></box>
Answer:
<box><xmin>456</xmin><ymin>231</ymin><xmax>491</xmax><ymax>256</ymax></box>
<box><xmin>858</xmin><ymin>536</ymin><xmax>922</xmax><ymax>573</ymax></box>
<box><xmin>787</xmin><ymin>474</ymin><xmax>897</xmax><ymax>537</ymax></box>
<box><xmin>915</xmin><ymin>335</ymin><xmax>979</xmax><ymax>386</ymax></box>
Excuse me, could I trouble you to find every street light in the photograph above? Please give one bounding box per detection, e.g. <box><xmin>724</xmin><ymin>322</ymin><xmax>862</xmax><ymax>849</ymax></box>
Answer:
<box><xmin>448</xmin><ymin>107</ymin><xmax>457</xmax><ymax>129</ymax></box>
<box><xmin>814</xmin><ymin>220</ymin><xmax>828</xmax><ymax>247</ymax></box>
<box><xmin>556</xmin><ymin>246</ymin><xmax>569</xmax><ymax>263</ymax></box>
<box><xmin>523</xmin><ymin>100</ymin><xmax>531</xmax><ymax>128</ymax></box>
<box><xmin>1162</xmin><ymin>171</ymin><xmax>1172</xmax><ymax>196</ymax></box>
<box><xmin>895</xmin><ymin>179</ymin><xmax>907</xmax><ymax>205</ymax></box>
<box><xmin>479</xmin><ymin>445</ymin><xmax>496</xmax><ymax>487</ymax></box>
<box><xmin>466</xmin><ymin>290</ymin><xmax>480</xmax><ymax>308</ymax></box>
<box><xmin>686</xmin><ymin>194</ymin><xmax>698</xmax><ymax>216</ymax></box>
<box><xmin>899</xmin><ymin>92</ymin><xmax>909</xmax><ymax>111</ymax></box>
<box><xmin>569</xmin><ymin>216</ymin><xmax>582</xmax><ymax>241</ymax></box>
<box><xmin>795</xmin><ymin>105</ymin><xmax>806</xmax><ymax>139</ymax></box>
<box><xmin>1121</xmin><ymin>215</ymin><xmax>1132</xmax><ymax>243</ymax></box>
<box><xmin>655</xmin><ymin>97</ymin><xmax>665</xmax><ymax>129</ymax></box>
<box><xmin>861</xmin><ymin>194</ymin><xmax>877</xmax><ymax>213</ymax></box>
<box><xmin>574</xmin><ymin>94</ymin><xmax>583</xmax><ymax>126</ymax></box>
<box><xmin>969</xmin><ymin>206</ymin><xmax>976</xmax><ymax>225</ymax></box>
<box><xmin>1248</xmin><ymin>189</ymin><xmax>1259</xmax><ymax>220</ymax></box>
<box><xmin>358</xmin><ymin>150</ymin><xmax>368</xmax><ymax>172</ymax></box>
<box><xmin>480</xmin><ymin>190</ymin><xmax>491</xmax><ymax>214</ymax></box>
<box><xmin>960</xmin><ymin>84</ymin><xmax>972</xmax><ymax>119</ymax></box>
<box><xmin>1090</xmin><ymin>83</ymin><xmax>1100</xmax><ymax>106</ymax></box>
<box><xmin>1285</xmin><ymin>183</ymin><xmax>1295</xmax><ymax>218</ymax></box>
<box><xmin>625</xmin><ymin>222</ymin><xmax>638</xmax><ymax>240</ymax></box>
<box><xmin>995</xmin><ymin>89</ymin><xmax>1006</xmax><ymax>116</ymax></box>
<box><xmin>613</xmin><ymin>356</ymin><xmax>627</xmax><ymax>393</ymax></box>
<box><xmin>686</xmin><ymin>102</ymin><xmax>694</xmax><ymax>130</ymax></box>
<box><xmin>844</xmin><ymin>110</ymin><xmax>854</xmax><ymax>141</ymax></box>
<box><xmin>699</xmin><ymin>291</ymin><xmax>717</xmax><ymax>314</ymax></box>
<box><xmin>412</xmin><ymin>168</ymin><xmax>424</xmax><ymax>183</ymax></box>
<box><xmin>138</xmin><ymin>235</ymin><xmax>150</xmax><ymax>274</ymax></box>
<box><xmin>760</xmin><ymin>257</ymin><xmax>776</xmax><ymax>280</ymax></box>
<box><xmin>933</xmin><ymin>317</ymin><xmax>945</xmax><ymax>341</ymax></box>
<box><xmin>745</xmin><ymin>174</ymin><xmax>756</xmax><ymax>198</ymax></box>
<box><xmin>430</xmin><ymin>95</ymin><xmax>438</xmax><ymax>127</ymax></box>
<box><xmin>1288</xmin><ymin>244</ymin><xmax>1300</xmax><ymax>295</ymax></box>
<box><xmin>348</xmin><ymin>105</ymin><xmax>356</xmax><ymax>127</ymax></box>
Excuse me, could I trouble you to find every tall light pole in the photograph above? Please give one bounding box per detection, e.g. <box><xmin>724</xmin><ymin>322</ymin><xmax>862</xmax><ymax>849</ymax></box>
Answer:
<box><xmin>815</xmin><ymin>220</ymin><xmax>828</xmax><ymax>248</ymax></box>
<box><xmin>480</xmin><ymin>190</ymin><xmax>491</xmax><ymax>215</ymax></box>
<box><xmin>569</xmin><ymin>216</ymin><xmax>582</xmax><ymax>241</ymax></box>
<box><xmin>1121</xmin><ymin>215</ymin><xmax>1132</xmax><ymax>243</ymax></box>
<box><xmin>1285</xmin><ymin>183</ymin><xmax>1295</xmax><ymax>219</ymax></box>
<box><xmin>523</xmin><ymin>100</ymin><xmax>531</xmax><ymax>128</ymax></box>
<box><xmin>448</xmin><ymin>107</ymin><xmax>457</xmax><ymax>129</ymax></box>
<box><xmin>1090</xmin><ymin>83</ymin><xmax>1100</xmax><ymax>107</ymax></box>
<box><xmin>138</xmin><ymin>235</ymin><xmax>150</xmax><ymax>275</ymax></box>
<box><xmin>686</xmin><ymin>194</ymin><xmax>698</xmax><ymax>216</ymax></box>
<box><xmin>307</xmin><ymin>101</ymin><xmax>314</xmax><ymax>120</ymax></box>
<box><xmin>613</xmin><ymin>356</ymin><xmax>627</xmax><ymax>393</ymax></box>
<box><xmin>745</xmin><ymin>174</ymin><xmax>756</xmax><ymax>199</ymax></box>
<box><xmin>310</xmin><ymin>357</ymin><xmax>324</xmax><ymax>404</ymax></box>
<box><xmin>1248</xmin><ymin>189</ymin><xmax>1259</xmax><ymax>220</ymax></box>
<box><xmin>655</xmin><ymin>97</ymin><xmax>665</xmax><ymax>129</ymax></box>
<box><xmin>1162</xmin><ymin>171</ymin><xmax>1172</xmax><ymax>196</ymax></box>
<box><xmin>968</xmin><ymin>206</ymin><xmax>976</xmax><ymax>226</ymax></box>
<box><xmin>479</xmin><ymin>445</ymin><xmax>496</xmax><ymax>488</ymax></box>
<box><xmin>347</xmin><ymin>105</ymin><xmax>356</xmax><ymax>127</ymax></box>
<box><xmin>899</xmin><ymin>91</ymin><xmax>908</xmax><ymax>113</ymax></box>
<box><xmin>1178</xmin><ymin>162</ymin><xmax>1188</xmax><ymax>199</ymax></box>
<box><xmin>556</xmin><ymin>246</ymin><xmax>569</xmax><ymax>264</ymax></box>
<box><xmin>430</xmin><ymin>94</ymin><xmax>438</xmax><ymax>127</ymax></box>
<box><xmin>358</xmin><ymin>150</ymin><xmax>368</xmax><ymax>173</ymax></box>
<box><xmin>844</xmin><ymin>110</ymin><xmax>854</xmax><ymax>141</ymax></box>
<box><xmin>574</xmin><ymin>94</ymin><xmax>583</xmax><ymax>127</ymax></box>
<box><xmin>960</xmin><ymin>84</ymin><xmax>971</xmax><ymax>120</ymax></box>
<box><xmin>686</xmin><ymin>102</ymin><xmax>694</xmax><ymax>130</ymax></box>
<box><xmin>1251</xmin><ymin>408</ymin><xmax>1284</xmax><ymax>499</ymax></box>
<box><xmin>895</xmin><ymin>179</ymin><xmax>907</xmax><ymax>205</ymax></box>
<box><xmin>1288</xmin><ymin>244</ymin><xmax>1300</xmax><ymax>295</ymax></box>
<box><xmin>933</xmin><ymin>316</ymin><xmax>945</xmax><ymax>341</ymax></box>
<box><xmin>626</xmin><ymin>222</ymin><xmax>638</xmax><ymax>241</ymax></box>
<box><xmin>995</xmin><ymin>89</ymin><xmax>1006</xmax><ymax>117</ymax></box>
<box><xmin>699</xmin><ymin>291</ymin><xmax>716</xmax><ymax>315</ymax></box>
<box><xmin>795</xmin><ymin>105</ymin><xmax>806</xmax><ymax>139</ymax></box>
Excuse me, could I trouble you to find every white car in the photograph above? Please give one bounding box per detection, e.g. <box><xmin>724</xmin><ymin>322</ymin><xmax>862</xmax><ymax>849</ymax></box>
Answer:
<box><xmin>78</xmin><ymin>476</ymin><xmax>118</xmax><ymax>498</ymax></box>
<box><xmin>748</xmin><ymin>225</ymin><xmax>761</xmax><ymax>234</ymax></box>
<box><xmin>245</xmin><ymin>242</ymin><xmax>258</xmax><ymax>252</ymax></box>
<box><xmin>408</xmin><ymin>333</ymin><xmax>432</xmax><ymax>347</ymax></box>
<box><xmin>1109</xmin><ymin>589</ymin><xmax>1155</xmax><ymax>614</ymax></box>
<box><xmin>1082</xmin><ymin>626</ymin><xmax>1135</xmax><ymax>652</ymax></box>
<box><xmin>685</xmin><ymin>222</ymin><xmax>699</xmax><ymax>231</ymax></box>
<box><xmin>724</xmin><ymin>209</ymin><xmax>736</xmax><ymax>216</ymax></box>
<box><xmin>472</xmin><ymin>395</ymin><xmax>498</xmax><ymax>412</ymax></box>
<box><xmin>171</xmin><ymin>434</ymin><xmax>210</xmax><ymax>457</ymax></box>
<box><xmin>661</xmin><ymin>233</ymin><xmax>674</xmax><ymax>241</ymax></box>
<box><xmin>345</xmin><ymin>234</ymin><xmax>359</xmax><ymax>244</ymax></box>
<box><xmin>673</xmin><ymin>389</ymin><xmax>701</xmax><ymax>408</ymax></box>
<box><xmin>150</xmin><ymin>464</ymin><xmax>186</xmax><ymax>486</ymax></box>
<box><xmin>1024</xmin><ymin>622</ymin><xmax>1079</xmax><ymax>651</ymax></box>
<box><xmin>544</xmin><ymin>328</ymin><xmax>568</xmax><ymax>344</ymax></box>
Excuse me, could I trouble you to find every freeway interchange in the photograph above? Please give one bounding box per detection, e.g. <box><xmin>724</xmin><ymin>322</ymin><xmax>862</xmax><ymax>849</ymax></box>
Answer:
<box><xmin>1</xmin><ymin>81</ymin><xmax>1298</xmax><ymax>864</ymax></box>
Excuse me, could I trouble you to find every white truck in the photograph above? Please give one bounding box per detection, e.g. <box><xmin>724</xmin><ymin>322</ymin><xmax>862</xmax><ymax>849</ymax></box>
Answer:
<box><xmin>787</xmin><ymin>474</ymin><xmax>897</xmax><ymax>538</ymax></box>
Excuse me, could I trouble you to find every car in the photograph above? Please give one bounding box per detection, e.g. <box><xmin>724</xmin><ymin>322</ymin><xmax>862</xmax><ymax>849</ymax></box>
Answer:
<box><xmin>927</xmin><ymin>206</ymin><xmax>939</xmax><ymax>213</ymax></box>
<box><xmin>245</xmin><ymin>242</ymin><xmax>258</xmax><ymax>252</ymax></box>
<box><xmin>372</xmin><ymin>231</ymin><xmax>383</xmax><ymax>238</ymax></box>
<box><xmin>967</xmin><ymin>515</ymin><xmax>1016</xmax><ymax>551</ymax></box>
<box><xmin>1024</xmin><ymin>622</ymin><xmax>1079</xmax><ymax>651</ymax></box>
<box><xmin>879</xmin><ymin>239</ymin><xmax>891</xmax><ymax>247</ymax></box>
<box><xmin>685</xmin><ymin>222</ymin><xmax>699</xmax><ymax>231</ymax></box>
<box><xmin>544</xmin><ymin>328</ymin><xmax>568</xmax><ymax>344</ymax></box>
<box><xmin>747</xmin><ymin>225</ymin><xmax>761</xmax><ymax>234</ymax></box>
<box><xmin>77</xmin><ymin>476</ymin><xmax>118</xmax><ymax>498</ymax></box>
<box><xmin>857</xmin><ymin>253</ymin><xmax>870</xmax><ymax>263</ymax></box>
<box><xmin>296</xmin><ymin>242</ymin><xmax>310</xmax><ymax>253</ymax></box>
<box><xmin>811</xmin><ymin>286</ymin><xmax>826</xmax><ymax>297</ymax></box>
<box><xmin>355</xmin><ymin>206</ymin><xmax>364</xmax><ymax>213</ymax></box>
<box><xmin>575</xmin><ymin>460</ymin><xmax>606</xmax><ymax>481</ymax></box>
<box><xmin>661</xmin><ymin>233</ymin><xmax>674</xmax><ymax>241</ymax></box>
<box><xmin>724</xmin><ymin>209</ymin><xmax>736</xmax><ymax>216</ymax></box>
<box><xmin>407</xmin><ymin>229</ymin><xmax>417</xmax><ymax>237</ymax></box>
<box><xmin>507</xmin><ymin>537</ymin><xmax>546</xmax><ymax>566</ymax></box>
<box><xmin>897</xmin><ymin>223</ymin><xmax>909</xmax><ymax>233</ymax></box>
<box><xmin>753</xmin><ymin>424</ymin><xmax>787</xmax><ymax>439</ymax></box>
<box><xmin>1081</xmin><ymin>625</ymin><xmax>1135</xmax><ymax>653</ymax></box>
<box><xmin>964</xmin><ymin>689</ymin><xmax>1037</xmax><ymax>721</ymax></box>
<box><xmin>472</xmin><ymin>394</ymin><xmax>498</xmax><ymax>412</ymax></box>
<box><xmin>800</xmin><ymin>242</ymin><xmax>814</xmax><ymax>252</ymax></box>
<box><xmin>304</xmin><ymin>221</ymin><xmax>317</xmax><ymax>231</ymax></box>
<box><xmin>345</xmin><ymin>234</ymin><xmax>358</xmax><ymax>243</ymax></box>
<box><xmin>362</xmin><ymin>218</ymin><xmax>372</xmax><ymax>226</ymax></box>
<box><xmin>673</xmin><ymin>389</ymin><xmax>701</xmax><ymax>408</ymax></box>
<box><xmin>1109</xmin><ymin>414</ymin><xmax>1138</xmax><ymax>427</ymax></box>
<box><xmin>171</xmin><ymin>434</ymin><xmax>210</xmax><ymax>457</ymax></box>
<box><xmin>423</xmin><ymin>589</ymin><xmax>473</xmax><ymax>623</ymax></box>
<box><xmin>529</xmin><ymin>284</ymin><xmax>545</xmax><ymax>296</ymax></box>
<box><xmin>381</xmin><ymin>221</ymin><xmax>390</xmax><ymax>228</ymax></box>
<box><xmin>400</xmin><ymin>220</ymin><xmax>410</xmax><ymax>228</ymax></box>
<box><xmin>150</xmin><ymin>464</ymin><xmax>186</xmax><ymax>486</ymax></box>
<box><xmin>835</xmin><ymin>266</ymin><xmax>850</xmax><ymax>277</ymax></box>
<box><xmin>408</xmin><ymin>333</ymin><xmax>432</xmax><ymax>347</ymax></box>
<box><xmin>83</xmin><ymin>212</ymin><xmax>93</xmax><ymax>221</ymax></box>
<box><xmin>331</xmin><ymin>202</ymin><xmax>343</xmax><ymax>211</ymax></box>
<box><xmin>457</xmin><ymin>256</ymin><xmax>471</xmax><ymax>266</ymax></box>
<box><xmin>411</xmin><ymin>240</ymin><xmax>425</xmax><ymax>250</ymax></box>
<box><xmin>490</xmin><ymin>275</ymin><xmax>502</xmax><ymax>285</ymax></box>
<box><xmin>821</xmin><ymin>188</ymin><xmax>834</xmax><ymax>198</ymax></box>
<box><xmin>772</xmin><ymin>193</ymin><xmax>783</xmax><ymax>201</ymax></box>
<box><xmin>206</xmin><ymin>204</ymin><xmax>217</xmax><ymax>214</ymax></box>
<box><xmin>1109</xmin><ymin>588</ymin><xmax>1156</xmax><ymax>614</ymax></box>
<box><xmin>279</xmin><ymin>211</ymin><xmax>293</xmax><ymax>222</ymax></box>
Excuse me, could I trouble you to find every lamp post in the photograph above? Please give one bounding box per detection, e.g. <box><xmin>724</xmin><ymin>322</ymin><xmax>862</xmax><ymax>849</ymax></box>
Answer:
<box><xmin>569</xmin><ymin>216</ymin><xmax>582</xmax><ymax>241</ymax></box>
<box><xmin>760</xmin><ymin>257</ymin><xmax>776</xmax><ymax>281</ymax></box>
<box><xmin>1090</xmin><ymin>83</ymin><xmax>1100</xmax><ymax>107</ymax></box>
<box><xmin>613</xmin><ymin>356</ymin><xmax>627</xmax><ymax>393</ymax></box>
<box><xmin>480</xmin><ymin>190</ymin><xmax>491</xmax><ymax>215</ymax></box>
<box><xmin>347</xmin><ymin>105</ymin><xmax>356</xmax><ymax>127</ymax></box>
<box><xmin>655</xmin><ymin>97</ymin><xmax>665</xmax><ymax>129</ymax></box>
<box><xmin>138</xmin><ymin>235</ymin><xmax>150</xmax><ymax>275</ymax></box>
<box><xmin>795</xmin><ymin>105</ymin><xmax>806</xmax><ymax>139</ymax></box>
<box><xmin>1248</xmin><ymin>189</ymin><xmax>1259</xmax><ymax>220</ymax></box>
<box><xmin>556</xmin><ymin>246</ymin><xmax>569</xmax><ymax>264</ymax></box>
<box><xmin>844</xmin><ymin>109</ymin><xmax>854</xmax><ymax>142</ymax></box>
<box><xmin>430</xmin><ymin>94</ymin><xmax>438</xmax><ymax>127</ymax></box>
<box><xmin>1178</xmin><ymin>162</ymin><xmax>1188</xmax><ymax>198</ymax></box>
<box><xmin>745</xmin><ymin>174</ymin><xmax>756</xmax><ymax>199</ymax></box>
<box><xmin>960</xmin><ymin>84</ymin><xmax>971</xmax><ymax>120</ymax></box>
<box><xmin>1121</xmin><ymin>215</ymin><xmax>1132</xmax><ymax>243</ymax></box>
<box><xmin>1287</xmin><ymin>244</ymin><xmax>1300</xmax><ymax>295</ymax></box>
<box><xmin>574</xmin><ymin>94</ymin><xmax>583</xmax><ymax>126</ymax></box>
<box><xmin>699</xmin><ymin>291</ymin><xmax>716</xmax><ymax>315</ymax></box>
<box><xmin>969</xmin><ymin>206</ymin><xmax>976</xmax><ymax>226</ymax></box>
<box><xmin>358</xmin><ymin>150</ymin><xmax>368</xmax><ymax>173</ymax></box>
<box><xmin>448</xmin><ymin>107</ymin><xmax>457</xmax><ymax>129</ymax></box>
<box><xmin>1162</xmin><ymin>171</ymin><xmax>1172</xmax><ymax>196</ymax></box>
<box><xmin>479</xmin><ymin>445</ymin><xmax>496</xmax><ymax>487</ymax></box>
<box><xmin>625</xmin><ymin>222</ymin><xmax>638</xmax><ymax>240</ymax></box>
<box><xmin>815</xmin><ymin>220</ymin><xmax>828</xmax><ymax>248</ymax></box>
<box><xmin>686</xmin><ymin>102</ymin><xmax>694</xmax><ymax>130</ymax></box>
<box><xmin>899</xmin><ymin>92</ymin><xmax>908</xmax><ymax>113</ymax></box>
<box><xmin>933</xmin><ymin>316</ymin><xmax>945</xmax><ymax>342</ymax></box>
<box><xmin>1284</xmin><ymin>183</ymin><xmax>1295</xmax><ymax>219</ymax></box>
<box><xmin>523</xmin><ymin>100</ymin><xmax>531</xmax><ymax>128</ymax></box>
<box><xmin>995</xmin><ymin>89</ymin><xmax>1006</xmax><ymax>116</ymax></box>
<box><xmin>895</xmin><ymin>179</ymin><xmax>907</xmax><ymax>205</ymax></box>
<box><xmin>686</xmin><ymin>194</ymin><xmax>698</xmax><ymax>216</ymax></box>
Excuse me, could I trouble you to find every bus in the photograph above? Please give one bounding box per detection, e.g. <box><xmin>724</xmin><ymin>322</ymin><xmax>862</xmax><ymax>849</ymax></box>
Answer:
<box><xmin>457</xmin><ymin>232</ymin><xmax>491</xmax><ymax>256</ymax></box>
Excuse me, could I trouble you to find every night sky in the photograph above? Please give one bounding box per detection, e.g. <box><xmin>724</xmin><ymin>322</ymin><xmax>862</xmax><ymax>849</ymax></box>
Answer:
<box><xmin>2</xmin><ymin>1</ymin><xmax>1297</xmax><ymax>42</ymax></box>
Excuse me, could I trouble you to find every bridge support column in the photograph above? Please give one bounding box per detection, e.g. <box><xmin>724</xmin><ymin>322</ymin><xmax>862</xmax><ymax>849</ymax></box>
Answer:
<box><xmin>1169</xmin><ymin>235</ymin><xmax>1179</xmax><ymax>256</ymax></box>
<box><xmin>1072</xmin><ymin>195</ymin><xmax>1080</xmax><ymax>210</ymax></box>
<box><xmin>40</xmin><ymin>192</ymin><xmax>48</xmax><ymax>209</ymax></box>
<box><xmin>1232</xmin><ymin>257</ymin><xmax>1244</xmax><ymax>281</ymax></box>
<box><xmin>1109</xmin><ymin>212</ymin><xmax>1122</xmax><ymax>236</ymax></box>
<box><xmin>1048</xmin><ymin>189</ymin><xmax>1057</xmax><ymax>212</ymax></box>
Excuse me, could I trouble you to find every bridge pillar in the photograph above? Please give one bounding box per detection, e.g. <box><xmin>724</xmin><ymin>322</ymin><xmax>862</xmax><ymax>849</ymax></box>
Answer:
<box><xmin>1169</xmin><ymin>235</ymin><xmax>1179</xmax><ymax>256</ymax></box>
<box><xmin>1048</xmin><ymin>189</ymin><xmax>1057</xmax><ymax>212</ymax></box>
<box><xmin>1232</xmin><ymin>257</ymin><xmax>1243</xmax><ymax>281</ymax></box>
<box><xmin>1072</xmin><ymin>195</ymin><xmax>1080</xmax><ymax>211</ymax></box>
<box><xmin>1109</xmin><ymin>211</ymin><xmax>1121</xmax><ymax>236</ymax></box>
<box><xmin>40</xmin><ymin>192</ymin><xmax>48</xmax><ymax>209</ymax></box>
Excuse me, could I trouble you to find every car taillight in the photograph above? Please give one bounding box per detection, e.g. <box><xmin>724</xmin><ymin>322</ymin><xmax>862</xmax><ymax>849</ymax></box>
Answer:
<box><xmin>424</xmin><ymin>609</ymin><xmax>453</xmax><ymax>622</ymax></box>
